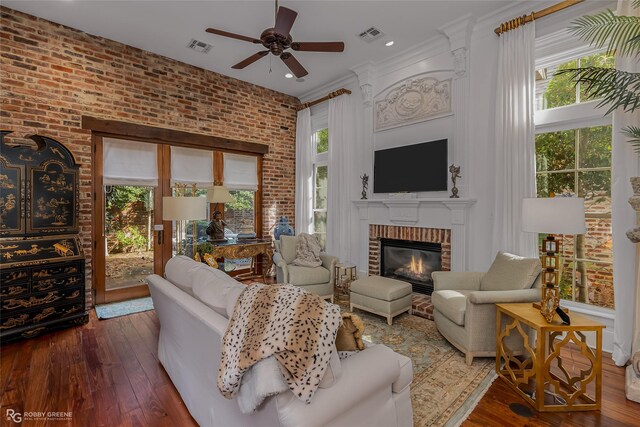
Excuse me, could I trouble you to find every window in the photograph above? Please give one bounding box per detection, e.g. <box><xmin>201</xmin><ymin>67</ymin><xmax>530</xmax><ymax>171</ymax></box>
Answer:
<box><xmin>224</xmin><ymin>190</ymin><xmax>255</xmax><ymax>235</ymax></box>
<box><xmin>535</xmin><ymin>48</ymin><xmax>614</xmax><ymax>309</ymax></box>
<box><xmin>535</xmin><ymin>53</ymin><xmax>614</xmax><ymax>111</ymax></box>
<box><xmin>312</xmin><ymin>128</ymin><xmax>328</xmax><ymax>249</ymax></box>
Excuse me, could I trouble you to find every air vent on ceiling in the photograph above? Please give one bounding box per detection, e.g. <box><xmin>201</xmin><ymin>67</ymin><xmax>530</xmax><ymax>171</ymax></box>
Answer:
<box><xmin>358</xmin><ymin>26</ymin><xmax>384</xmax><ymax>43</ymax></box>
<box><xmin>187</xmin><ymin>39</ymin><xmax>212</xmax><ymax>53</ymax></box>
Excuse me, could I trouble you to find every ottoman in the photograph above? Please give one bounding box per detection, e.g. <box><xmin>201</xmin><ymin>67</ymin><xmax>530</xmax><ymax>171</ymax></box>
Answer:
<box><xmin>350</xmin><ymin>276</ymin><xmax>412</xmax><ymax>325</ymax></box>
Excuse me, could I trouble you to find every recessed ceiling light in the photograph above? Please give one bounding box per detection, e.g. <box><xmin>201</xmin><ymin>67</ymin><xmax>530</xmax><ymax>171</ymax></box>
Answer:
<box><xmin>285</xmin><ymin>73</ymin><xmax>294</xmax><ymax>79</ymax></box>
<box><xmin>385</xmin><ymin>40</ymin><xmax>395</xmax><ymax>47</ymax></box>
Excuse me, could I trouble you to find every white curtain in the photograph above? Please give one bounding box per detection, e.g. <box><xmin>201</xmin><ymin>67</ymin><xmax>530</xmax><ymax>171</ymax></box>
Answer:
<box><xmin>327</xmin><ymin>94</ymin><xmax>355</xmax><ymax>262</ymax></box>
<box><xmin>612</xmin><ymin>0</ymin><xmax>640</xmax><ymax>366</ymax></box>
<box><xmin>223</xmin><ymin>153</ymin><xmax>258</xmax><ymax>191</ymax></box>
<box><xmin>170</xmin><ymin>146</ymin><xmax>213</xmax><ymax>188</ymax></box>
<box><xmin>492</xmin><ymin>22</ymin><xmax>538</xmax><ymax>258</ymax></box>
<box><xmin>295</xmin><ymin>108</ymin><xmax>313</xmax><ymax>234</ymax></box>
<box><xmin>103</xmin><ymin>138</ymin><xmax>158</xmax><ymax>187</ymax></box>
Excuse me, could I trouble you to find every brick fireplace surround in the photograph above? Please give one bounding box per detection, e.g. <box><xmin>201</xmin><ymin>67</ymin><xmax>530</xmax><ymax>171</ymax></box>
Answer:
<box><xmin>368</xmin><ymin>224</ymin><xmax>451</xmax><ymax>320</ymax></box>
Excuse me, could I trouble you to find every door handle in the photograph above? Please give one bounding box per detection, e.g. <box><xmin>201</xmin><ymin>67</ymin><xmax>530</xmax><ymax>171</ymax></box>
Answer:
<box><xmin>158</xmin><ymin>230</ymin><xmax>163</xmax><ymax>245</ymax></box>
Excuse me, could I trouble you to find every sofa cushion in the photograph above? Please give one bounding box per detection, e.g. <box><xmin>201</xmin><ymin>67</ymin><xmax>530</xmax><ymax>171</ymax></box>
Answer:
<box><xmin>287</xmin><ymin>265</ymin><xmax>330</xmax><ymax>286</ymax></box>
<box><xmin>318</xmin><ymin>348</ymin><xmax>342</xmax><ymax>389</ymax></box>
<box><xmin>480</xmin><ymin>251</ymin><xmax>542</xmax><ymax>292</ymax></box>
<box><xmin>350</xmin><ymin>276</ymin><xmax>412</xmax><ymax>301</ymax></box>
<box><xmin>164</xmin><ymin>255</ymin><xmax>211</xmax><ymax>295</ymax></box>
<box><xmin>431</xmin><ymin>289</ymin><xmax>473</xmax><ymax>326</ymax></box>
<box><xmin>279</xmin><ymin>235</ymin><xmax>298</xmax><ymax>264</ymax></box>
<box><xmin>192</xmin><ymin>267</ymin><xmax>245</xmax><ymax>318</ymax></box>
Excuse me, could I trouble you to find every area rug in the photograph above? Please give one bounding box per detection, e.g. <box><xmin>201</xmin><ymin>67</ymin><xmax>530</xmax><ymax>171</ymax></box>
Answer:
<box><xmin>335</xmin><ymin>293</ymin><xmax>496</xmax><ymax>427</ymax></box>
<box><xmin>95</xmin><ymin>296</ymin><xmax>154</xmax><ymax>319</ymax></box>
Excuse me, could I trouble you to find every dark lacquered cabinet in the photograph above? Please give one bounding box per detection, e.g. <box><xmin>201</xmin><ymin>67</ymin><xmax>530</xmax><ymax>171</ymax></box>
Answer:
<box><xmin>1</xmin><ymin>131</ymin><xmax>88</xmax><ymax>343</ymax></box>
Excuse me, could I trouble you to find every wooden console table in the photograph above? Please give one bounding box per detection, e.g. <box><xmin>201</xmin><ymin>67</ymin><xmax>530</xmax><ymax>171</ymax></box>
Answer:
<box><xmin>205</xmin><ymin>239</ymin><xmax>273</xmax><ymax>282</ymax></box>
<box><xmin>496</xmin><ymin>303</ymin><xmax>604</xmax><ymax>412</ymax></box>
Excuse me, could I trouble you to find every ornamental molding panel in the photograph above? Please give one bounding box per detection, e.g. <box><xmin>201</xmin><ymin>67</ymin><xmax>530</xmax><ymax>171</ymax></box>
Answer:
<box><xmin>374</xmin><ymin>74</ymin><xmax>452</xmax><ymax>132</ymax></box>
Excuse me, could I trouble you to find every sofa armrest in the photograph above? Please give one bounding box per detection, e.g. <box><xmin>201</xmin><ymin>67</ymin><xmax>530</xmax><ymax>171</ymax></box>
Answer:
<box><xmin>275</xmin><ymin>344</ymin><xmax>406</xmax><ymax>427</ymax></box>
<box><xmin>319</xmin><ymin>253</ymin><xmax>338</xmax><ymax>270</ymax></box>
<box><xmin>273</xmin><ymin>252</ymin><xmax>289</xmax><ymax>283</ymax></box>
<box><xmin>319</xmin><ymin>253</ymin><xmax>338</xmax><ymax>285</ymax></box>
<box><xmin>432</xmin><ymin>271</ymin><xmax>484</xmax><ymax>292</ymax></box>
<box><xmin>468</xmin><ymin>288</ymin><xmax>541</xmax><ymax>305</ymax></box>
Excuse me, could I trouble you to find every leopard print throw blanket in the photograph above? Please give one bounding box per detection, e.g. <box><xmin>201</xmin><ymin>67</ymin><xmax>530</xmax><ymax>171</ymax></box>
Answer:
<box><xmin>218</xmin><ymin>283</ymin><xmax>341</xmax><ymax>404</ymax></box>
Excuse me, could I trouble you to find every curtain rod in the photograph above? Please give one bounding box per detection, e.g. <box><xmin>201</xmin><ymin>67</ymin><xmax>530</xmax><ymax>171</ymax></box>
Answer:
<box><xmin>494</xmin><ymin>0</ymin><xmax>584</xmax><ymax>36</ymax></box>
<box><xmin>297</xmin><ymin>88</ymin><xmax>352</xmax><ymax>111</ymax></box>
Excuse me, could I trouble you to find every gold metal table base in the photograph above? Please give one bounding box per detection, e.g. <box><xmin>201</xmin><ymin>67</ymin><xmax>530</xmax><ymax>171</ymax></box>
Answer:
<box><xmin>495</xmin><ymin>303</ymin><xmax>604</xmax><ymax>412</ymax></box>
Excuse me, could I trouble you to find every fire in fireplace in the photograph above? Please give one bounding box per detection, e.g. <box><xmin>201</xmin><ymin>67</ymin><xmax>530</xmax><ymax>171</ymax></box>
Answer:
<box><xmin>380</xmin><ymin>238</ymin><xmax>442</xmax><ymax>295</ymax></box>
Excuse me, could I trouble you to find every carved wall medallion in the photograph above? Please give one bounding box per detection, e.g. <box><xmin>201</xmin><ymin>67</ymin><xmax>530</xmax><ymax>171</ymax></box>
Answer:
<box><xmin>374</xmin><ymin>75</ymin><xmax>452</xmax><ymax>131</ymax></box>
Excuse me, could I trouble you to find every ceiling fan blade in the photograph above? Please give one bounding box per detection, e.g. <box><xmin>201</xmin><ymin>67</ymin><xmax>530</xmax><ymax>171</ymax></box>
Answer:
<box><xmin>232</xmin><ymin>51</ymin><xmax>269</xmax><ymax>69</ymax></box>
<box><xmin>274</xmin><ymin>6</ymin><xmax>297</xmax><ymax>37</ymax></box>
<box><xmin>291</xmin><ymin>42</ymin><xmax>345</xmax><ymax>52</ymax></box>
<box><xmin>206</xmin><ymin>28</ymin><xmax>261</xmax><ymax>44</ymax></box>
<box><xmin>280</xmin><ymin>52</ymin><xmax>308</xmax><ymax>78</ymax></box>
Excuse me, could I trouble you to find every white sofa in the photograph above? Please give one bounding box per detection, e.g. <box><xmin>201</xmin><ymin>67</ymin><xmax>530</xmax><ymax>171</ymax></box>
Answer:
<box><xmin>148</xmin><ymin>256</ymin><xmax>413</xmax><ymax>427</ymax></box>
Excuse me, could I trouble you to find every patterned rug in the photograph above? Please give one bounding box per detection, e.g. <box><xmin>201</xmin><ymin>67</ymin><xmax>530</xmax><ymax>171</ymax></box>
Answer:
<box><xmin>95</xmin><ymin>296</ymin><xmax>154</xmax><ymax>319</ymax></box>
<box><xmin>335</xmin><ymin>293</ymin><xmax>496</xmax><ymax>427</ymax></box>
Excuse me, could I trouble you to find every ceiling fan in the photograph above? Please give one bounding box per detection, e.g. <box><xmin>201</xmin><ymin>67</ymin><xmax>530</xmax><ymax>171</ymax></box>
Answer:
<box><xmin>205</xmin><ymin>0</ymin><xmax>344</xmax><ymax>78</ymax></box>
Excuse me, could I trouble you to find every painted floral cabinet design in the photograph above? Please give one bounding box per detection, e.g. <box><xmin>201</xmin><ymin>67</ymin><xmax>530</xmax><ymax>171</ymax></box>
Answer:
<box><xmin>0</xmin><ymin>131</ymin><xmax>88</xmax><ymax>343</ymax></box>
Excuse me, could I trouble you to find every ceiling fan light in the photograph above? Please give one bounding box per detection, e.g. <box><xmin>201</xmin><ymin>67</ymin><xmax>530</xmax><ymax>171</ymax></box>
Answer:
<box><xmin>285</xmin><ymin>73</ymin><xmax>294</xmax><ymax>79</ymax></box>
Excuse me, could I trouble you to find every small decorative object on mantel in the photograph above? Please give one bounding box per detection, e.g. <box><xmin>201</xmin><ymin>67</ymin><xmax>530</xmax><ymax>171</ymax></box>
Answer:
<box><xmin>360</xmin><ymin>173</ymin><xmax>369</xmax><ymax>200</ymax></box>
<box><xmin>274</xmin><ymin>216</ymin><xmax>294</xmax><ymax>240</ymax></box>
<box><xmin>449</xmin><ymin>164</ymin><xmax>461</xmax><ymax>198</ymax></box>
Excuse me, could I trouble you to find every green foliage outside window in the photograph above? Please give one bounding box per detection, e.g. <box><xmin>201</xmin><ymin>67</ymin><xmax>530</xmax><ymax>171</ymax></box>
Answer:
<box><xmin>315</xmin><ymin>128</ymin><xmax>328</xmax><ymax>154</ymax></box>
<box><xmin>105</xmin><ymin>185</ymin><xmax>153</xmax><ymax>254</ymax></box>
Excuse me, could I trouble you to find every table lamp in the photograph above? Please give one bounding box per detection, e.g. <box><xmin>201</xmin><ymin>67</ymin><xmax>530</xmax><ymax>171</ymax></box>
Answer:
<box><xmin>522</xmin><ymin>197</ymin><xmax>586</xmax><ymax>323</ymax></box>
<box><xmin>206</xmin><ymin>185</ymin><xmax>235</xmax><ymax>242</ymax></box>
<box><xmin>163</xmin><ymin>196</ymin><xmax>207</xmax><ymax>255</ymax></box>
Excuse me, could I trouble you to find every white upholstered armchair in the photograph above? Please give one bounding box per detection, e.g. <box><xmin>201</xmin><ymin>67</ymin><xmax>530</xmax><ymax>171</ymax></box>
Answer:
<box><xmin>431</xmin><ymin>252</ymin><xmax>542</xmax><ymax>365</ymax></box>
<box><xmin>273</xmin><ymin>235</ymin><xmax>337</xmax><ymax>302</ymax></box>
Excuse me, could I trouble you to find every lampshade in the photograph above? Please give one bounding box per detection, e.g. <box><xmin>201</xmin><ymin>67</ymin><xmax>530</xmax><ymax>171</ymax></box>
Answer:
<box><xmin>162</xmin><ymin>196</ymin><xmax>207</xmax><ymax>221</ymax></box>
<box><xmin>522</xmin><ymin>198</ymin><xmax>587</xmax><ymax>235</ymax></box>
<box><xmin>206</xmin><ymin>185</ymin><xmax>235</xmax><ymax>203</ymax></box>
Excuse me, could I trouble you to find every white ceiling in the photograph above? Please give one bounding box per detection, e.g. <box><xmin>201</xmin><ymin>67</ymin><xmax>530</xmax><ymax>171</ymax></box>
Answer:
<box><xmin>4</xmin><ymin>0</ymin><xmax>512</xmax><ymax>98</ymax></box>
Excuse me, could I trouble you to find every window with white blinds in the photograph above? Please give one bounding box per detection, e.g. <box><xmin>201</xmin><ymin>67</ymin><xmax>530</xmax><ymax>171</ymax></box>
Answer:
<box><xmin>103</xmin><ymin>138</ymin><xmax>158</xmax><ymax>187</ymax></box>
<box><xmin>223</xmin><ymin>153</ymin><xmax>258</xmax><ymax>191</ymax></box>
<box><xmin>170</xmin><ymin>146</ymin><xmax>214</xmax><ymax>188</ymax></box>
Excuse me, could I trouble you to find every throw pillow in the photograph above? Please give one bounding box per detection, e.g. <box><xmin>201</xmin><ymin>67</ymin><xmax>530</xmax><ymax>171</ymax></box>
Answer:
<box><xmin>335</xmin><ymin>312</ymin><xmax>366</xmax><ymax>351</ymax></box>
<box><xmin>292</xmin><ymin>233</ymin><xmax>322</xmax><ymax>267</ymax></box>
<box><xmin>480</xmin><ymin>251</ymin><xmax>542</xmax><ymax>291</ymax></box>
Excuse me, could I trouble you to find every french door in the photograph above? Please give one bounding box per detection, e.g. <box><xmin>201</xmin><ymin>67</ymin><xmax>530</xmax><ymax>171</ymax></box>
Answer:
<box><xmin>93</xmin><ymin>139</ymin><xmax>172</xmax><ymax>304</ymax></box>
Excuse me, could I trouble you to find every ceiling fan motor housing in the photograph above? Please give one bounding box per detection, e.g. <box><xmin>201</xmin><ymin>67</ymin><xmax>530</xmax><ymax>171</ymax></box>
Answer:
<box><xmin>260</xmin><ymin>28</ymin><xmax>292</xmax><ymax>56</ymax></box>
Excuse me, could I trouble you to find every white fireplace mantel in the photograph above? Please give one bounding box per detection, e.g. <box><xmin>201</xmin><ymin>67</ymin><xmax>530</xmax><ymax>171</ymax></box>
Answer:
<box><xmin>353</xmin><ymin>198</ymin><xmax>476</xmax><ymax>224</ymax></box>
<box><xmin>352</xmin><ymin>198</ymin><xmax>476</xmax><ymax>271</ymax></box>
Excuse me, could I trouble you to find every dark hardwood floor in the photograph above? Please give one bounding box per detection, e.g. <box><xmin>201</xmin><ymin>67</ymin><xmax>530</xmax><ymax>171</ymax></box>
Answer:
<box><xmin>1</xmin><ymin>309</ymin><xmax>638</xmax><ymax>426</ymax></box>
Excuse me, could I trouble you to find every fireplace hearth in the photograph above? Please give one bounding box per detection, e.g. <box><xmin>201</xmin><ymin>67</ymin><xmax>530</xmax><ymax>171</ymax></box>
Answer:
<box><xmin>380</xmin><ymin>238</ymin><xmax>442</xmax><ymax>295</ymax></box>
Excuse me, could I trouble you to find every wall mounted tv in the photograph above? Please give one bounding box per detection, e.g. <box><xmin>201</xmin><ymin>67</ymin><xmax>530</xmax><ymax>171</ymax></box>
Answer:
<box><xmin>373</xmin><ymin>139</ymin><xmax>448</xmax><ymax>193</ymax></box>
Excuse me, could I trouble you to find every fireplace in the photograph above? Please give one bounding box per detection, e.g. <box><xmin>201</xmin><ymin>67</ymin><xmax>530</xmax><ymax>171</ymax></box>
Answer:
<box><xmin>380</xmin><ymin>238</ymin><xmax>442</xmax><ymax>295</ymax></box>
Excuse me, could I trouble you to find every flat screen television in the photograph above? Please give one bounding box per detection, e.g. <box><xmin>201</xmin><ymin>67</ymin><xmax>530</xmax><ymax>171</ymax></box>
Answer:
<box><xmin>373</xmin><ymin>139</ymin><xmax>448</xmax><ymax>193</ymax></box>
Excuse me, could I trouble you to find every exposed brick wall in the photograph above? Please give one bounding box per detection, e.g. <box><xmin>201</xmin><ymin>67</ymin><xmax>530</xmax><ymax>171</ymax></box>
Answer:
<box><xmin>368</xmin><ymin>224</ymin><xmax>451</xmax><ymax>276</ymax></box>
<box><xmin>0</xmin><ymin>7</ymin><xmax>299</xmax><ymax>295</ymax></box>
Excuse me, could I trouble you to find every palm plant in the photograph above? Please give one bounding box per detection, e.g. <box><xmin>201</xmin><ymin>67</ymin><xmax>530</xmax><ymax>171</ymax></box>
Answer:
<box><xmin>559</xmin><ymin>0</ymin><xmax>640</xmax><ymax>151</ymax></box>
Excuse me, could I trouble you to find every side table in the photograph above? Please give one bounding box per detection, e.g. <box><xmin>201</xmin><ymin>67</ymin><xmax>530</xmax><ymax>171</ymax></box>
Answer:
<box><xmin>334</xmin><ymin>263</ymin><xmax>357</xmax><ymax>295</ymax></box>
<box><xmin>496</xmin><ymin>303</ymin><xmax>604</xmax><ymax>412</ymax></box>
